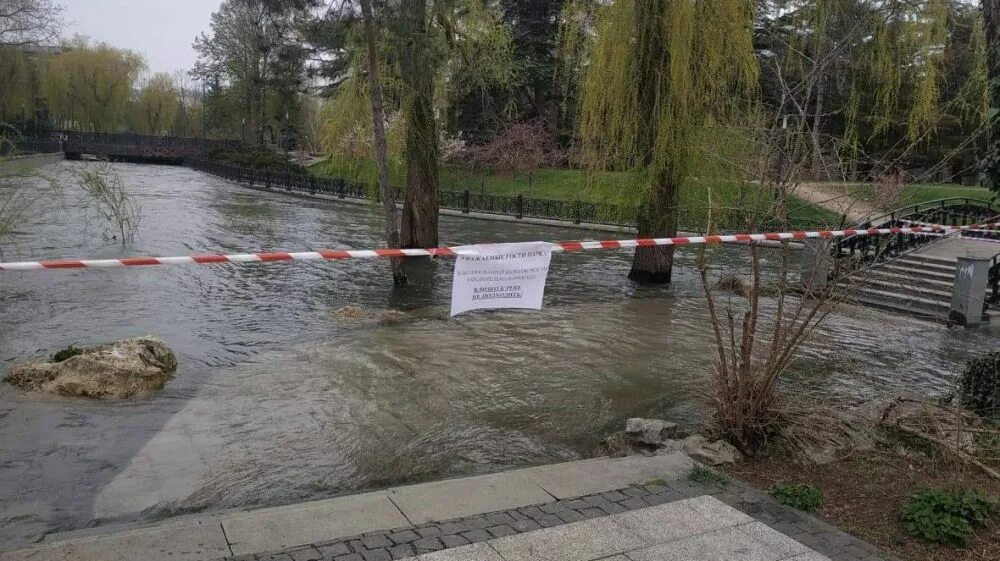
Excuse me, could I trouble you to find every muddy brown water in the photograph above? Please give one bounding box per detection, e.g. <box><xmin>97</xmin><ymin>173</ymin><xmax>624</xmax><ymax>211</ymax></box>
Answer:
<box><xmin>0</xmin><ymin>162</ymin><xmax>992</xmax><ymax>550</ymax></box>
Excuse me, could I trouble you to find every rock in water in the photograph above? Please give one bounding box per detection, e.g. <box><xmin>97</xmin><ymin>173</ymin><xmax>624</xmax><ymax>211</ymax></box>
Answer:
<box><xmin>625</xmin><ymin>418</ymin><xmax>679</xmax><ymax>445</ymax></box>
<box><xmin>335</xmin><ymin>306</ymin><xmax>373</xmax><ymax>320</ymax></box>
<box><xmin>5</xmin><ymin>337</ymin><xmax>178</xmax><ymax>399</ymax></box>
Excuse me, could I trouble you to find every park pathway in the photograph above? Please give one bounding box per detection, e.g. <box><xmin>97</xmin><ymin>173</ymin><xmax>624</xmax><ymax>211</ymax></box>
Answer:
<box><xmin>793</xmin><ymin>183</ymin><xmax>876</xmax><ymax>224</ymax></box>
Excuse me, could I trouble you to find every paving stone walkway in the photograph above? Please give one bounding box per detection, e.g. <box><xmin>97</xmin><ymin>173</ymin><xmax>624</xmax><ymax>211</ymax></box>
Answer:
<box><xmin>235</xmin><ymin>476</ymin><xmax>889</xmax><ymax>561</ymax></box>
<box><xmin>2</xmin><ymin>454</ymin><xmax>892</xmax><ymax>561</ymax></box>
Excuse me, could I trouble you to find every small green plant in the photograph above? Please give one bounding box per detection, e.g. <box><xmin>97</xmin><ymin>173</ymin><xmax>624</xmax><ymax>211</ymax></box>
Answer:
<box><xmin>688</xmin><ymin>465</ymin><xmax>729</xmax><ymax>488</ymax></box>
<box><xmin>900</xmin><ymin>488</ymin><xmax>996</xmax><ymax>547</ymax></box>
<box><xmin>51</xmin><ymin>345</ymin><xmax>84</xmax><ymax>363</ymax></box>
<box><xmin>770</xmin><ymin>483</ymin><xmax>823</xmax><ymax>511</ymax></box>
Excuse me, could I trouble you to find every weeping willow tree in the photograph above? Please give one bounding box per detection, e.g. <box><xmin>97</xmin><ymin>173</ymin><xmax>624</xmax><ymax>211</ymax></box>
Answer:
<box><xmin>759</xmin><ymin>0</ymin><xmax>984</xmax><ymax>185</ymax></box>
<box><xmin>565</xmin><ymin>0</ymin><xmax>758</xmax><ymax>283</ymax></box>
<box><xmin>0</xmin><ymin>47</ymin><xmax>43</xmax><ymax>124</ymax></box>
<box><xmin>985</xmin><ymin>0</ymin><xmax>1000</xmax><ymax>191</ymax></box>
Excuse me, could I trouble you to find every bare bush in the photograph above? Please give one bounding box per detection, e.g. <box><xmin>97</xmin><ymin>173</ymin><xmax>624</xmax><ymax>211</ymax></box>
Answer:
<box><xmin>445</xmin><ymin>118</ymin><xmax>567</xmax><ymax>172</ymax></box>
<box><xmin>76</xmin><ymin>163</ymin><xmax>142</xmax><ymax>245</ymax></box>
<box><xmin>698</xmin><ymin>242</ymin><xmax>855</xmax><ymax>456</ymax></box>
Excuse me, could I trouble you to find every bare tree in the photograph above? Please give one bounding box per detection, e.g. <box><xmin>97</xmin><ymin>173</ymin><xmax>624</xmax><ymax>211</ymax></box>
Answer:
<box><xmin>0</xmin><ymin>0</ymin><xmax>62</xmax><ymax>46</ymax></box>
<box><xmin>360</xmin><ymin>0</ymin><xmax>406</xmax><ymax>285</ymax></box>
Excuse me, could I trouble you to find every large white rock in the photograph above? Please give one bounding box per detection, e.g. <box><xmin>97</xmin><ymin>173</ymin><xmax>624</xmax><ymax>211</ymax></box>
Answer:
<box><xmin>5</xmin><ymin>336</ymin><xmax>178</xmax><ymax>399</ymax></box>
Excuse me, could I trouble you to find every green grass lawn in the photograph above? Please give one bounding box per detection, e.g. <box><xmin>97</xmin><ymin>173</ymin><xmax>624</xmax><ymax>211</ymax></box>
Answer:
<box><xmin>310</xmin><ymin>158</ymin><xmax>844</xmax><ymax>229</ymax></box>
<box><xmin>845</xmin><ymin>182</ymin><xmax>996</xmax><ymax>209</ymax></box>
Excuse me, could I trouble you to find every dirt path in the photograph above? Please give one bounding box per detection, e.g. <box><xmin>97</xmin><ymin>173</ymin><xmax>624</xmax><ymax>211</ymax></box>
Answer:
<box><xmin>793</xmin><ymin>182</ymin><xmax>877</xmax><ymax>224</ymax></box>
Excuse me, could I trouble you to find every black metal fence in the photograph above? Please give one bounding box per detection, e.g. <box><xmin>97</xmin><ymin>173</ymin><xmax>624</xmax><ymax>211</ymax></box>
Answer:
<box><xmin>1</xmin><ymin>138</ymin><xmax>61</xmax><ymax>156</ymax></box>
<box><xmin>187</xmin><ymin>158</ymin><xmax>834</xmax><ymax>233</ymax></box>
<box><xmin>188</xmin><ymin>158</ymin><xmax>640</xmax><ymax>228</ymax></box>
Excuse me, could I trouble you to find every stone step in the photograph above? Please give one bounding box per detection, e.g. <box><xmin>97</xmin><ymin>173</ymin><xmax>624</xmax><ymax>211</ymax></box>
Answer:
<box><xmin>895</xmin><ymin>253</ymin><xmax>960</xmax><ymax>267</ymax></box>
<box><xmin>851</xmin><ymin>278</ymin><xmax>952</xmax><ymax>303</ymax></box>
<box><xmin>845</xmin><ymin>286</ymin><xmax>950</xmax><ymax>318</ymax></box>
<box><xmin>889</xmin><ymin>257</ymin><xmax>957</xmax><ymax>274</ymax></box>
<box><xmin>846</xmin><ymin>291</ymin><xmax>947</xmax><ymax>322</ymax></box>
<box><xmin>845</xmin><ymin>288</ymin><xmax>998</xmax><ymax>324</ymax></box>
<box><xmin>862</xmin><ymin>268</ymin><xmax>955</xmax><ymax>291</ymax></box>
<box><xmin>878</xmin><ymin>262</ymin><xmax>955</xmax><ymax>282</ymax></box>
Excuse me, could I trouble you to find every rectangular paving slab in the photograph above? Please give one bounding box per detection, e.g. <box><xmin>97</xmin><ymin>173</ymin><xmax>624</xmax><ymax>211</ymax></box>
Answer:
<box><xmin>0</xmin><ymin>519</ymin><xmax>229</xmax><ymax>561</ymax></box>
<box><xmin>220</xmin><ymin>491</ymin><xmax>410</xmax><ymax>555</ymax></box>
<box><xmin>418</xmin><ymin>543</ymin><xmax>504</xmax><ymax>561</ymax></box>
<box><xmin>625</xmin><ymin>525</ymin><xmax>821</xmax><ymax>561</ymax></box>
<box><xmin>488</xmin><ymin>515</ymin><xmax>649</xmax><ymax>561</ymax></box>
<box><xmin>521</xmin><ymin>453</ymin><xmax>694</xmax><ymax>499</ymax></box>
<box><xmin>388</xmin><ymin>472</ymin><xmax>554</xmax><ymax>525</ymax></box>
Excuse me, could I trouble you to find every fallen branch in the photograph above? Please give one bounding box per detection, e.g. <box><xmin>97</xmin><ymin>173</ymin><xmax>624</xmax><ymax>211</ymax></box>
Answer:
<box><xmin>894</xmin><ymin>423</ymin><xmax>1000</xmax><ymax>481</ymax></box>
<box><xmin>937</xmin><ymin>427</ymin><xmax>1000</xmax><ymax>435</ymax></box>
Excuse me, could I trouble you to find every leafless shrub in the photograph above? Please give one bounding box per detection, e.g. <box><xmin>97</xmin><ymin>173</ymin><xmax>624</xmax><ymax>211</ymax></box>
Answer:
<box><xmin>445</xmin><ymin>118</ymin><xmax>567</xmax><ymax>172</ymax></box>
<box><xmin>76</xmin><ymin>163</ymin><xmax>142</xmax><ymax>245</ymax></box>
<box><xmin>697</xmin><ymin>242</ymin><xmax>856</xmax><ymax>456</ymax></box>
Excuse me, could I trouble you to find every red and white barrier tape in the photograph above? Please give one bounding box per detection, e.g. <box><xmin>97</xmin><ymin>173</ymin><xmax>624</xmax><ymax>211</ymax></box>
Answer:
<box><xmin>1</xmin><ymin>224</ymin><xmax>996</xmax><ymax>272</ymax></box>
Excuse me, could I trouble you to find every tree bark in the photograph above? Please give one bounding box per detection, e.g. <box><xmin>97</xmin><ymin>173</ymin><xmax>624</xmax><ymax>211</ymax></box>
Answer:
<box><xmin>361</xmin><ymin>0</ymin><xmax>406</xmax><ymax>286</ymax></box>
<box><xmin>399</xmin><ymin>0</ymin><xmax>440</xmax><ymax>248</ymax></box>
<box><xmin>985</xmin><ymin>0</ymin><xmax>1000</xmax><ymax>191</ymax></box>
<box><xmin>630</xmin><ymin>168</ymin><xmax>678</xmax><ymax>283</ymax></box>
<box><xmin>628</xmin><ymin>0</ymin><xmax>676</xmax><ymax>284</ymax></box>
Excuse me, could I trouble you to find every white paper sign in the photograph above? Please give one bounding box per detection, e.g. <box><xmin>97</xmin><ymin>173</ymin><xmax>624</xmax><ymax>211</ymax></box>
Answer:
<box><xmin>450</xmin><ymin>242</ymin><xmax>553</xmax><ymax>317</ymax></box>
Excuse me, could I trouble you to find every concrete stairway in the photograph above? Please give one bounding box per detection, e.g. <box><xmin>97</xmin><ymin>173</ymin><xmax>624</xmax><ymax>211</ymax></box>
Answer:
<box><xmin>840</xmin><ymin>253</ymin><xmax>958</xmax><ymax>321</ymax></box>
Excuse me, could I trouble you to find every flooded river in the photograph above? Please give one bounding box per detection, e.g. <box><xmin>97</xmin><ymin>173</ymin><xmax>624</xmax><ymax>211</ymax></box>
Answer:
<box><xmin>0</xmin><ymin>162</ymin><xmax>993</xmax><ymax>550</ymax></box>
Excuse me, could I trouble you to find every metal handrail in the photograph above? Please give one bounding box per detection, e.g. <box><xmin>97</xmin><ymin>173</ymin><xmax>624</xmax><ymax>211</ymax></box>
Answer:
<box><xmin>857</xmin><ymin>197</ymin><xmax>1000</xmax><ymax>229</ymax></box>
<box><xmin>833</xmin><ymin>197</ymin><xmax>1000</xmax><ymax>272</ymax></box>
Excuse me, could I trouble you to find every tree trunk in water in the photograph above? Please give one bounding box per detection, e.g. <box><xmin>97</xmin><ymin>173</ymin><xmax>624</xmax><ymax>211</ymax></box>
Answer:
<box><xmin>629</xmin><ymin>168</ymin><xmax>678</xmax><ymax>284</ymax></box>
<box><xmin>361</xmin><ymin>0</ymin><xmax>406</xmax><ymax>286</ymax></box>
<box><xmin>985</xmin><ymin>0</ymin><xmax>1000</xmax><ymax>191</ymax></box>
<box><xmin>399</xmin><ymin>0</ymin><xmax>440</xmax><ymax>248</ymax></box>
<box><xmin>628</xmin><ymin>0</ymin><xmax>676</xmax><ymax>284</ymax></box>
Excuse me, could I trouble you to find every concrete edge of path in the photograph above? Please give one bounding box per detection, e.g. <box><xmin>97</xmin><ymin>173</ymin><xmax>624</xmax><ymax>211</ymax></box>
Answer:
<box><xmin>1</xmin><ymin>453</ymin><xmax>694</xmax><ymax>561</ymax></box>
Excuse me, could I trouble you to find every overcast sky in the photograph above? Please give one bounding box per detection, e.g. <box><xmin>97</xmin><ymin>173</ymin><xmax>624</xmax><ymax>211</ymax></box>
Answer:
<box><xmin>63</xmin><ymin>1</ymin><xmax>223</xmax><ymax>76</ymax></box>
